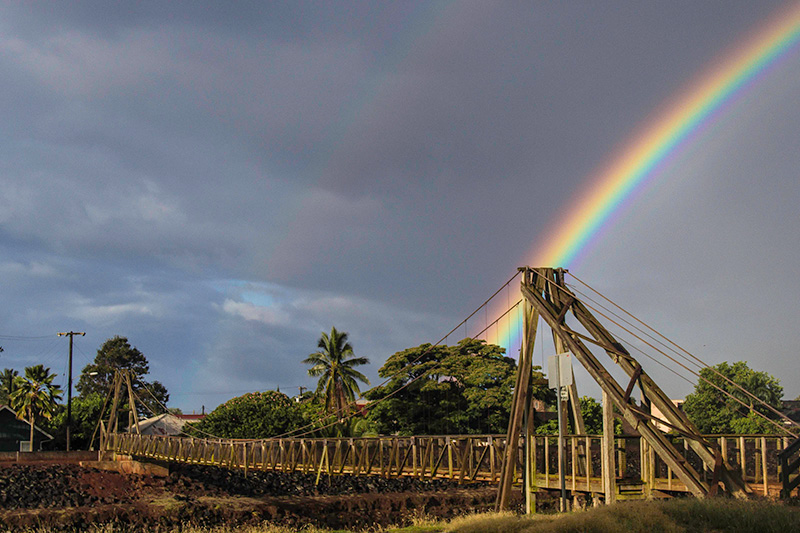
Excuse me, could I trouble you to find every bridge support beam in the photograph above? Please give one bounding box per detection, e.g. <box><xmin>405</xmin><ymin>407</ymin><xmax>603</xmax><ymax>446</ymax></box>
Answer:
<box><xmin>496</xmin><ymin>274</ymin><xmax>541</xmax><ymax>512</ymax></box>
<box><xmin>601</xmin><ymin>389</ymin><xmax>616</xmax><ymax>504</ymax></box>
<box><xmin>496</xmin><ymin>267</ymin><xmax>752</xmax><ymax>511</ymax></box>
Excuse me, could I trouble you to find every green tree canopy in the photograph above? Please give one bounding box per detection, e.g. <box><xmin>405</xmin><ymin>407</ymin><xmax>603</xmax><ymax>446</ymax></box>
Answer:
<box><xmin>76</xmin><ymin>336</ymin><xmax>169</xmax><ymax>417</ymax></box>
<box><xmin>683</xmin><ymin>361</ymin><xmax>783</xmax><ymax>434</ymax></box>
<box><xmin>303</xmin><ymin>327</ymin><xmax>370</xmax><ymax>420</ymax></box>
<box><xmin>297</xmin><ymin>398</ymin><xmax>378</xmax><ymax>438</ymax></box>
<box><xmin>188</xmin><ymin>390</ymin><xmax>306</xmax><ymax>439</ymax></box>
<box><xmin>0</xmin><ymin>368</ymin><xmax>19</xmax><ymax>405</ymax></box>
<box><xmin>10</xmin><ymin>365</ymin><xmax>63</xmax><ymax>450</ymax></box>
<box><xmin>534</xmin><ymin>396</ymin><xmax>622</xmax><ymax>435</ymax></box>
<box><xmin>366</xmin><ymin>338</ymin><xmax>548</xmax><ymax>435</ymax></box>
<box><xmin>46</xmin><ymin>393</ymin><xmax>107</xmax><ymax>450</ymax></box>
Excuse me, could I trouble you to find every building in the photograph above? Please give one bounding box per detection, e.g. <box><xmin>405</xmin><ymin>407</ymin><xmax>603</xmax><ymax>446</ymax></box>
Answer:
<box><xmin>650</xmin><ymin>399</ymin><xmax>685</xmax><ymax>432</ymax></box>
<box><xmin>781</xmin><ymin>399</ymin><xmax>800</xmax><ymax>426</ymax></box>
<box><xmin>0</xmin><ymin>405</ymin><xmax>54</xmax><ymax>452</ymax></box>
<box><xmin>131</xmin><ymin>412</ymin><xmax>205</xmax><ymax>436</ymax></box>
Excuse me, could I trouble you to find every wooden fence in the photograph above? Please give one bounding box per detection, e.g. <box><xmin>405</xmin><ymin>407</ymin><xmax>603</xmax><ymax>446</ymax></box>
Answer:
<box><xmin>779</xmin><ymin>437</ymin><xmax>800</xmax><ymax>498</ymax></box>
<box><xmin>531</xmin><ymin>434</ymin><xmax>796</xmax><ymax>498</ymax></box>
<box><xmin>109</xmin><ymin>433</ymin><xmax>508</xmax><ymax>483</ymax></box>
<box><xmin>106</xmin><ymin>432</ymin><xmax>798</xmax><ymax>497</ymax></box>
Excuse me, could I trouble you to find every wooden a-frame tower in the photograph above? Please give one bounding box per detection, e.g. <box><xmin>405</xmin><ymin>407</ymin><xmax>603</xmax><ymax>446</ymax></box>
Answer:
<box><xmin>496</xmin><ymin>267</ymin><xmax>751</xmax><ymax>510</ymax></box>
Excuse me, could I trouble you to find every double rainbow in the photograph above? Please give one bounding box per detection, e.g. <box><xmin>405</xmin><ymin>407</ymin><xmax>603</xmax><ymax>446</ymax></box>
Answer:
<box><xmin>484</xmin><ymin>3</ymin><xmax>800</xmax><ymax>351</ymax></box>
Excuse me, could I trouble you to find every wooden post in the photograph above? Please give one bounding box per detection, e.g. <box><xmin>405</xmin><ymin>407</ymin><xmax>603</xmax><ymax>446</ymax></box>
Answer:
<box><xmin>412</xmin><ymin>437</ymin><xmax>418</xmax><ymax>477</ymax></box>
<box><xmin>602</xmin><ymin>390</ymin><xmax>616</xmax><ymax>505</ymax></box>
<box><xmin>106</xmin><ymin>372</ymin><xmax>124</xmax><ymax>445</ymax></box>
<box><xmin>447</xmin><ymin>437</ymin><xmax>453</xmax><ymax>479</ymax></box>
<box><xmin>585</xmin><ymin>436</ymin><xmax>591</xmax><ymax>490</ymax></box>
<box><xmin>124</xmin><ymin>371</ymin><xmax>141</xmax><ymax>435</ymax></box>
<box><xmin>496</xmin><ymin>268</ymin><xmax>541</xmax><ymax>511</ymax></box>
<box><xmin>571</xmin><ymin>437</ymin><xmax>577</xmax><ymax>492</ymax></box>
<box><xmin>489</xmin><ymin>436</ymin><xmax>496</xmax><ymax>483</ymax></box>
<box><xmin>544</xmin><ymin>436</ymin><xmax>550</xmax><ymax>488</ymax></box>
<box><xmin>739</xmin><ymin>436</ymin><xmax>746</xmax><ymax>481</ymax></box>
<box><xmin>761</xmin><ymin>436</ymin><xmax>768</xmax><ymax>496</ymax></box>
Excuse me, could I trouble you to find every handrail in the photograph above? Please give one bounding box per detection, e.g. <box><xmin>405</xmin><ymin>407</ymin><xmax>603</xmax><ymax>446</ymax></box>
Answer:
<box><xmin>779</xmin><ymin>436</ymin><xmax>800</xmax><ymax>498</ymax></box>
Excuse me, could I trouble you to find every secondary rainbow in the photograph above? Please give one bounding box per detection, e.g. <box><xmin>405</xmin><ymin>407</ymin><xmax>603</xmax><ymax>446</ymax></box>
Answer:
<box><xmin>484</xmin><ymin>3</ymin><xmax>800</xmax><ymax>351</ymax></box>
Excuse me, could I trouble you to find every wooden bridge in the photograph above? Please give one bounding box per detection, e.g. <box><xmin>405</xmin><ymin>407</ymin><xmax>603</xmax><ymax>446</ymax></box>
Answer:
<box><xmin>105</xmin><ymin>430</ymin><xmax>798</xmax><ymax>501</ymax></box>
<box><xmin>100</xmin><ymin>267</ymin><xmax>800</xmax><ymax>510</ymax></box>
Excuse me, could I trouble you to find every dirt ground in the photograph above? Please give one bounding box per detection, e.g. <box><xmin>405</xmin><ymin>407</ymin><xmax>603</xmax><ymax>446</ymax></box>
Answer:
<box><xmin>0</xmin><ymin>462</ymin><xmax>503</xmax><ymax>531</ymax></box>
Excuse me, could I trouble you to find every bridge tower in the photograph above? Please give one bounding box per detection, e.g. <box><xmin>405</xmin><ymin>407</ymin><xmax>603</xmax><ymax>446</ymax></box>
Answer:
<box><xmin>496</xmin><ymin>267</ymin><xmax>751</xmax><ymax>511</ymax></box>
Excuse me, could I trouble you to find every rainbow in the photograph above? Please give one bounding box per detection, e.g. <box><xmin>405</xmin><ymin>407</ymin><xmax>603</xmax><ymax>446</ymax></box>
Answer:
<box><xmin>484</xmin><ymin>3</ymin><xmax>800</xmax><ymax>352</ymax></box>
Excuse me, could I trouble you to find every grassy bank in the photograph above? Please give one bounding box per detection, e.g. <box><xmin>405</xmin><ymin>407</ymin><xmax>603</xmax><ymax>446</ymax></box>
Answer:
<box><xmin>7</xmin><ymin>498</ymin><xmax>800</xmax><ymax>533</ymax></box>
<box><xmin>197</xmin><ymin>498</ymin><xmax>799</xmax><ymax>533</ymax></box>
<box><xmin>443</xmin><ymin>497</ymin><xmax>800</xmax><ymax>533</ymax></box>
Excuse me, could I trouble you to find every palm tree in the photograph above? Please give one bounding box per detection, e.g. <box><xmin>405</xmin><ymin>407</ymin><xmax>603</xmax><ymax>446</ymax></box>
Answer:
<box><xmin>0</xmin><ymin>368</ymin><xmax>19</xmax><ymax>405</ymax></box>
<box><xmin>10</xmin><ymin>365</ymin><xmax>62</xmax><ymax>451</ymax></box>
<box><xmin>303</xmin><ymin>327</ymin><xmax>370</xmax><ymax>421</ymax></box>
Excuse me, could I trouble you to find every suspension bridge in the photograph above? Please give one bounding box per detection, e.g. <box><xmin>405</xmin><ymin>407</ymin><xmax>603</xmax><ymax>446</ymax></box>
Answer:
<box><xmin>99</xmin><ymin>267</ymin><xmax>800</xmax><ymax>511</ymax></box>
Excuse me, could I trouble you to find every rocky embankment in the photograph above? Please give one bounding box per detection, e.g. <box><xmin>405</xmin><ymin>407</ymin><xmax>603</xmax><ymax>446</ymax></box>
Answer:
<box><xmin>0</xmin><ymin>462</ymin><xmax>498</xmax><ymax>530</ymax></box>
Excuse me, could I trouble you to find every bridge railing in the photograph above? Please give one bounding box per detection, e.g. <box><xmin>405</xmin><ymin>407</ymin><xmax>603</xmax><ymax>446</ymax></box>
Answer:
<box><xmin>531</xmin><ymin>433</ymin><xmax>794</xmax><ymax>497</ymax></box>
<box><xmin>106</xmin><ymin>431</ymin><xmax>795</xmax><ymax>495</ymax></box>
<box><xmin>779</xmin><ymin>436</ymin><xmax>800</xmax><ymax>498</ymax></box>
<box><xmin>108</xmin><ymin>432</ymin><xmax>515</xmax><ymax>483</ymax></box>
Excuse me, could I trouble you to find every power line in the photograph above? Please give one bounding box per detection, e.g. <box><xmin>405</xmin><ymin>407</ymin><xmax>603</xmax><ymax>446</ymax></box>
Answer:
<box><xmin>0</xmin><ymin>333</ymin><xmax>58</xmax><ymax>340</ymax></box>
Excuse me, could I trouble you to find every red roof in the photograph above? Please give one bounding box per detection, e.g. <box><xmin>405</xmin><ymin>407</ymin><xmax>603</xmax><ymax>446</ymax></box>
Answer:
<box><xmin>176</xmin><ymin>414</ymin><xmax>205</xmax><ymax>420</ymax></box>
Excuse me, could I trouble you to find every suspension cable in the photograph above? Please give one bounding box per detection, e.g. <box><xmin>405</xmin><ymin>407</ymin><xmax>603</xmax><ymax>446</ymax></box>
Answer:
<box><xmin>568</xmin><ymin>273</ymin><xmax>798</xmax><ymax>432</ymax></box>
<box><xmin>273</xmin><ymin>270</ymin><xmax>524</xmax><ymax>439</ymax></box>
<box><xmin>570</xmin><ymin>287</ymin><xmax>796</xmax><ymax>435</ymax></box>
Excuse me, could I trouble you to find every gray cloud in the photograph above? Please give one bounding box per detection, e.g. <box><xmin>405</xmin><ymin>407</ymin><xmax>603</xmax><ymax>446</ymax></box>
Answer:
<box><xmin>0</xmin><ymin>1</ymin><xmax>798</xmax><ymax>411</ymax></box>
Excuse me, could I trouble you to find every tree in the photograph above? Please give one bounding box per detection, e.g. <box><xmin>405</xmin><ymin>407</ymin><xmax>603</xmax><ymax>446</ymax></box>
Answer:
<box><xmin>683</xmin><ymin>361</ymin><xmax>783</xmax><ymax>434</ymax></box>
<box><xmin>303</xmin><ymin>327</ymin><xmax>370</xmax><ymax>421</ymax></box>
<box><xmin>534</xmin><ymin>396</ymin><xmax>622</xmax><ymax>435</ymax></box>
<box><xmin>366</xmin><ymin>338</ymin><xmax>550</xmax><ymax>435</ymax></box>
<box><xmin>0</xmin><ymin>368</ymin><xmax>19</xmax><ymax>405</ymax></box>
<box><xmin>46</xmin><ymin>393</ymin><xmax>107</xmax><ymax>450</ymax></box>
<box><xmin>10</xmin><ymin>365</ymin><xmax>63</xmax><ymax>451</ymax></box>
<box><xmin>76</xmin><ymin>336</ymin><xmax>169</xmax><ymax>417</ymax></box>
<box><xmin>297</xmin><ymin>397</ymin><xmax>378</xmax><ymax>438</ymax></box>
<box><xmin>187</xmin><ymin>390</ymin><xmax>305</xmax><ymax>439</ymax></box>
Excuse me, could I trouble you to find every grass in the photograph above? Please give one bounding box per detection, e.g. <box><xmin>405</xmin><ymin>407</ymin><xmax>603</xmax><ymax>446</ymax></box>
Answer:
<box><xmin>7</xmin><ymin>498</ymin><xmax>800</xmax><ymax>533</ymax></box>
<box><xmin>442</xmin><ymin>497</ymin><xmax>800</xmax><ymax>533</ymax></box>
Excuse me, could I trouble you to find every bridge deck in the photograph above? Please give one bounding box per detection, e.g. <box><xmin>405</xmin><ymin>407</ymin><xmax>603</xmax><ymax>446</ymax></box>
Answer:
<box><xmin>107</xmin><ymin>432</ymin><xmax>794</xmax><ymax>498</ymax></box>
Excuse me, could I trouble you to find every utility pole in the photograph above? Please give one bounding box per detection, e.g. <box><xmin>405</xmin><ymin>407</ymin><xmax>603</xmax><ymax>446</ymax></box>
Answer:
<box><xmin>58</xmin><ymin>331</ymin><xmax>85</xmax><ymax>451</ymax></box>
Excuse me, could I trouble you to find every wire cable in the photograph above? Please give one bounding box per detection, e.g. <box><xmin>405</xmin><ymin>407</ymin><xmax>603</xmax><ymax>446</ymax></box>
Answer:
<box><xmin>569</xmin><ymin>286</ymin><xmax>796</xmax><ymax>435</ymax></box>
<box><xmin>270</xmin><ymin>271</ymin><xmax>525</xmax><ymax>439</ymax></box>
<box><xmin>567</xmin><ymin>273</ymin><xmax>798</xmax><ymax>433</ymax></box>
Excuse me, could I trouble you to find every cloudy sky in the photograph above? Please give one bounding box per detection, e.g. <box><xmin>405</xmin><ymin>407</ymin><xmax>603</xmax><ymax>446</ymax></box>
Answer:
<box><xmin>1</xmin><ymin>1</ymin><xmax>798</xmax><ymax>413</ymax></box>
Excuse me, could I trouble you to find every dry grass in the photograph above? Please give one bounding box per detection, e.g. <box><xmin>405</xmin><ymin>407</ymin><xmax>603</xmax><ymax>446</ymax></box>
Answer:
<box><xmin>443</xmin><ymin>497</ymin><xmax>800</xmax><ymax>533</ymax></box>
<box><xmin>9</xmin><ymin>498</ymin><xmax>800</xmax><ymax>533</ymax></box>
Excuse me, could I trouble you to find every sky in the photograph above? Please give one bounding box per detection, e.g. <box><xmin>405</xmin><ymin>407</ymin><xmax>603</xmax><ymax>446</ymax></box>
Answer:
<box><xmin>0</xmin><ymin>1</ymin><xmax>798</xmax><ymax>414</ymax></box>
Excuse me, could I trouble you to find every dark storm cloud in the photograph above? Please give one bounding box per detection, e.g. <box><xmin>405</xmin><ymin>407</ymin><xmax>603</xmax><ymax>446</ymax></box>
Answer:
<box><xmin>0</xmin><ymin>1</ymin><xmax>798</xmax><ymax>409</ymax></box>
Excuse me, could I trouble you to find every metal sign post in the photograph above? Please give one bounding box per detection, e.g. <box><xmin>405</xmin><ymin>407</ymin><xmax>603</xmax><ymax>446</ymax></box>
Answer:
<box><xmin>548</xmin><ymin>353</ymin><xmax>573</xmax><ymax>512</ymax></box>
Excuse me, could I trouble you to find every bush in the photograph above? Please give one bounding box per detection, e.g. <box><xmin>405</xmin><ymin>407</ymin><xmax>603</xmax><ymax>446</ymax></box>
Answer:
<box><xmin>188</xmin><ymin>390</ymin><xmax>305</xmax><ymax>439</ymax></box>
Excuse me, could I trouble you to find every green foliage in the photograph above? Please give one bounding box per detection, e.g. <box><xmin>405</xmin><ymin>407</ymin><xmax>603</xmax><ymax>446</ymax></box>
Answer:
<box><xmin>297</xmin><ymin>397</ymin><xmax>378</xmax><ymax>437</ymax></box>
<box><xmin>534</xmin><ymin>396</ymin><xmax>622</xmax><ymax>435</ymax></box>
<box><xmin>366</xmin><ymin>338</ymin><xmax>547</xmax><ymax>435</ymax></box>
<box><xmin>188</xmin><ymin>390</ymin><xmax>306</xmax><ymax>439</ymax></box>
<box><xmin>683</xmin><ymin>361</ymin><xmax>783</xmax><ymax>434</ymax></box>
<box><xmin>303</xmin><ymin>327</ymin><xmax>370</xmax><ymax>419</ymax></box>
<box><xmin>9</xmin><ymin>365</ymin><xmax>63</xmax><ymax>450</ymax></box>
<box><xmin>0</xmin><ymin>368</ymin><xmax>19</xmax><ymax>405</ymax></box>
<box><xmin>47</xmin><ymin>393</ymin><xmax>107</xmax><ymax>450</ymax></box>
<box><xmin>76</xmin><ymin>336</ymin><xmax>169</xmax><ymax>417</ymax></box>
